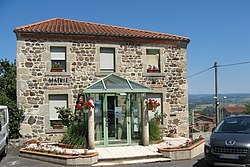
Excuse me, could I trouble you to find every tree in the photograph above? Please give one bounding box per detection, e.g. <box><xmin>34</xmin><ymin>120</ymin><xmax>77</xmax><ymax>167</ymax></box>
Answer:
<box><xmin>0</xmin><ymin>59</ymin><xmax>16</xmax><ymax>101</ymax></box>
<box><xmin>243</xmin><ymin>104</ymin><xmax>250</xmax><ymax>114</ymax></box>
<box><xmin>0</xmin><ymin>59</ymin><xmax>23</xmax><ymax>138</ymax></box>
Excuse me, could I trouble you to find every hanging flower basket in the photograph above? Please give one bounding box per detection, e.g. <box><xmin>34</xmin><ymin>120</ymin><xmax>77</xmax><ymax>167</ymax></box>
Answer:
<box><xmin>76</xmin><ymin>100</ymin><xmax>94</xmax><ymax>113</ymax></box>
<box><xmin>145</xmin><ymin>99</ymin><xmax>160</xmax><ymax>112</ymax></box>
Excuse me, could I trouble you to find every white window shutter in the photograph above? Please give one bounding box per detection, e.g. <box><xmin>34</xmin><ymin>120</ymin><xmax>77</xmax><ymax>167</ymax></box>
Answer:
<box><xmin>145</xmin><ymin>54</ymin><xmax>159</xmax><ymax>68</ymax></box>
<box><xmin>51</xmin><ymin>47</ymin><xmax>66</xmax><ymax>60</ymax></box>
<box><xmin>49</xmin><ymin>100</ymin><xmax>67</xmax><ymax>120</ymax></box>
<box><xmin>51</xmin><ymin>52</ymin><xmax>65</xmax><ymax>60</ymax></box>
<box><xmin>100</xmin><ymin>52</ymin><xmax>114</xmax><ymax>70</ymax></box>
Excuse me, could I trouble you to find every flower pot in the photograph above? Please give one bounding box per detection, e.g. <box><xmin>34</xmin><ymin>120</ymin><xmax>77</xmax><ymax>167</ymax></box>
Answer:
<box><xmin>147</xmin><ymin>69</ymin><xmax>160</xmax><ymax>73</ymax></box>
<box><xmin>51</xmin><ymin>68</ymin><xmax>63</xmax><ymax>72</ymax></box>
<box><xmin>148</xmin><ymin>109</ymin><xmax>156</xmax><ymax>112</ymax></box>
<box><xmin>53</xmin><ymin>125</ymin><xmax>64</xmax><ymax>129</ymax></box>
<box><xmin>169</xmin><ymin>133</ymin><xmax>178</xmax><ymax>138</ymax></box>
<box><xmin>83</xmin><ymin>109</ymin><xmax>89</xmax><ymax>113</ymax></box>
<box><xmin>158</xmin><ymin>139</ymin><xmax>205</xmax><ymax>160</ymax></box>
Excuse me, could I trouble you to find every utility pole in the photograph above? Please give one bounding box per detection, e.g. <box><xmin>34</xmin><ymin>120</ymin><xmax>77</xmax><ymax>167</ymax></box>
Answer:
<box><xmin>214</xmin><ymin>62</ymin><xmax>219</xmax><ymax>125</ymax></box>
<box><xmin>192</xmin><ymin>109</ymin><xmax>194</xmax><ymax>138</ymax></box>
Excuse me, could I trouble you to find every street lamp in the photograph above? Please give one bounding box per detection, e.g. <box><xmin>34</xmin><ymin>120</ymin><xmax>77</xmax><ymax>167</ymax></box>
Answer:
<box><xmin>214</xmin><ymin>96</ymin><xmax>219</xmax><ymax>125</ymax></box>
<box><xmin>220</xmin><ymin>96</ymin><xmax>227</xmax><ymax>121</ymax></box>
<box><xmin>214</xmin><ymin>96</ymin><xmax>227</xmax><ymax>124</ymax></box>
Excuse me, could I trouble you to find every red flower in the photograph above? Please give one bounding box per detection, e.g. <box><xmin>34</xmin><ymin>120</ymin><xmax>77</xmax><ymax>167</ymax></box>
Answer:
<box><xmin>76</xmin><ymin>103</ymin><xmax>81</xmax><ymax>109</ymax></box>
<box><xmin>76</xmin><ymin>100</ymin><xmax>94</xmax><ymax>111</ymax></box>
<box><xmin>145</xmin><ymin>99</ymin><xmax>160</xmax><ymax>111</ymax></box>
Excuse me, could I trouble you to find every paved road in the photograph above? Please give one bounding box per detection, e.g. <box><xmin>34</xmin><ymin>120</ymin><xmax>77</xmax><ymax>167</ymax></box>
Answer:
<box><xmin>119</xmin><ymin>154</ymin><xmax>209</xmax><ymax>167</ymax></box>
<box><xmin>0</xmin><ymin>146</ymin><xmax>209</xmax><ymax>167</ymax></box>
<box><xmin>0</xmin><ymin>146</ymin><xmax>63</xmax><ymax>167</ymax></box>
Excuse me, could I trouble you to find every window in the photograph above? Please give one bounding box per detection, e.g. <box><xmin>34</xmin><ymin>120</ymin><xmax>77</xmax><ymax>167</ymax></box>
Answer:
<box><xmin>0</xmin><ymin>108</ymin><xmax>6</xmax><ymax>127</ymax></box>
<box><xmin>49</xmin><ymin>94</ymin><xmax>68</xmax><ymax>126</ymax></box>
<box><xmin>51</xmin><ymin>47</ymin><xmax>66</xmax><ymax>72</ymax></box>
<box><xmin>145</xmin><ymin>49</ymin><xmax>160</xmax><ymax>73</ymax></box>
<box><xmin>100</xmin><ymin>48</ymin><xmax>115</xmax><ymax>72</ymax></box>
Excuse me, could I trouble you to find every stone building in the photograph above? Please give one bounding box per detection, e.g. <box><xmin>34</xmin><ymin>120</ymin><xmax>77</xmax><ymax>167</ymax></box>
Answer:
<box><xmin>14</xmin><ymin>18</ymin><xmax>190</xmax><ymax>147</ymax></box>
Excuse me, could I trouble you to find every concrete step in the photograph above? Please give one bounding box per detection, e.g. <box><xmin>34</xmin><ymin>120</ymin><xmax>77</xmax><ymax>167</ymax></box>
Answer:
<box><xmin>92</xmin><ymin>157</ymin><xmax>171</xmax><ymax>166</ymax></box>
<box><xmin>94</xmin><ymin>145</ymin><xmax>169</xmax><ymax>166</ymax></box>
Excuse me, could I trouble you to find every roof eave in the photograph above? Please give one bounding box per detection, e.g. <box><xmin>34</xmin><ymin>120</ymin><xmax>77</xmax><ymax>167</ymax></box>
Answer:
<box><xmin>13</xmin><ymin>30</ymin><xmax>190</xmax><ymax>44</ymax></box>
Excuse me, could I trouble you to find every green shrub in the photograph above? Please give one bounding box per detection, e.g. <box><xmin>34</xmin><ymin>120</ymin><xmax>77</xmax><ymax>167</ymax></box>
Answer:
<box><xmin>0</xmin><ymin>92</ymin><xmax>24</xmax><ymax>138</ymax></box>
<box><xmin>0</xmin><ymin>59</ymin><xmax>24</xmax><ymax>139</ymax></box>
<box><xmin>149</xmin><ymin>120</ymin><xmax>162</xmax><ymax>141</ymax></box>
<box><xmin>62</xmin><ymin>122</ymin><xmax>87</xmax><ymax>149</ymax></box>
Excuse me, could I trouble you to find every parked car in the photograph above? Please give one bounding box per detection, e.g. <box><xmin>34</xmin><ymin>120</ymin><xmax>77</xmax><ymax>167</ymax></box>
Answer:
<box><xmin>0</xmin><ymin>105</ymin><xmax>9</xmax><ymax>157</ymax></box>
<box><xmin>205</xmin><ymin>115</ymin><xmax>250</xmax><ymax>167</ymax></box>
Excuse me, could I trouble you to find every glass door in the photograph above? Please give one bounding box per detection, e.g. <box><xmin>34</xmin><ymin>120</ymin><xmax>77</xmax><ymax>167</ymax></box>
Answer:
<box><xmin>104</xmin><ymin>94</ymin><xmax>129</xmax><ymax>146</ymax></box>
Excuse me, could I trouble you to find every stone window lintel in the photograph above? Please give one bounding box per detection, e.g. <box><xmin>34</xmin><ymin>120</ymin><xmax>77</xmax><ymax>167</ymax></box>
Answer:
<box><xmin>45</xmin><ymin>72</ymin><xmax>71</xmax><ymax>76</ymax></box>
<box><xmin>45</xmin><ymin>128</ymin><xmax>67</xmax><ymax>134</ymax></box>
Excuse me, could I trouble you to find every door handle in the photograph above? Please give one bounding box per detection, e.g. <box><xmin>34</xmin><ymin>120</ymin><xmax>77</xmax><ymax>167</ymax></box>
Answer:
<box><xmin>106</xmin><ymin>118</ymin><xmax>110</xmax><ymax>127</ymax></box>
<box><xmin>106</xmin><ymin>118</ymin><xmax>110</xmax><ymax>123</ymax></box>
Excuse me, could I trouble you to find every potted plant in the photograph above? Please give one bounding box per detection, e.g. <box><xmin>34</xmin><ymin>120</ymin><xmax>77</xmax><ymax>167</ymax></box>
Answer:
<box><xmin>168</xmin><ymin>125</ymin><xmax>178</xmax><ymax>138</ymax></box>
<box><xmin>51</xmin><ymin>62</ymin><xmax>63</xmax><ymax>72</ymax></box>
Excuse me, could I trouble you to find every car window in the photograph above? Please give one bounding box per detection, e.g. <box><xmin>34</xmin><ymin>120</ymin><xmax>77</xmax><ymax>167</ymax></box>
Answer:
<box><xmin>215</xmin><ymin>117</ymin><xmax>250</xmax><ymax>133</ymax></box>
<box><xmin>0</xmin><ymin>108</ymin><xmax>6</xmax><ymax>127</ymax></box>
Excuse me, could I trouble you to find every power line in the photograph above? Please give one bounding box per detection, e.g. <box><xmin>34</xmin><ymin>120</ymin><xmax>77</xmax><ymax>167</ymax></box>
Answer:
<box><xmin>218</xmin><ymin>61</ymin><xmax>250</xmax><ymax>67</ymax></box>
<box><xmin>188</xmin><ymin>60</ymin><xmax>250</xmax><ymax>78</ymax></box>
<box><xmin>188</xmin><ymin>66</ymin><xmax>214</xmax><ymax>78</ymax></box>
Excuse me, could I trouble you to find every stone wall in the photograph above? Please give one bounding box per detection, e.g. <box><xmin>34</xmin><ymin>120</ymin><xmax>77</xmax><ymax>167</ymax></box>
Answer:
<box><xmin>16</xmin><ymin>39</ymin><xmax>188</xmax><ymax>141</ymax></box>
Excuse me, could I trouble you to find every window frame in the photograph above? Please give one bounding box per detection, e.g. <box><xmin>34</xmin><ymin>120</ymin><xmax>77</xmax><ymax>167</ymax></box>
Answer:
<box><xmin>0</xmin><ymin>108</ymin><xmax>6</xmax><ymax>127</ymax></box>
<box><xmin>48</xmin><ymin>94</ymin><xmax>68</xmax><ymax>126</ymax></box>
<box><xmin>50</xmin><ymin>46</ymin><xmax>67</xmax><ymax>72</ymax></box>
<box><xmin>99</xmin><ymin>47</ymin><xmax>115</xmax><ymax>72</ymax></box>
<box><xmin>145</xmin><ymin>49</ymin><xmax>160</xmax><ymax>73</ymax></box>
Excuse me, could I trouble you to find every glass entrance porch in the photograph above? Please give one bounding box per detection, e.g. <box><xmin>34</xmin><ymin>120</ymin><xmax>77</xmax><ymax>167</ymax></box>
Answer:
<box><xmin>81</xmin><ymin>74</ymin><xmax>152</xmax><ymax>146</ymax></box>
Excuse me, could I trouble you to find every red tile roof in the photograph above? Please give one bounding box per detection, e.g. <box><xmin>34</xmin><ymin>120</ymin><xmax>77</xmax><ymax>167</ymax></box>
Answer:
<box><xmin>14</xmin><ymin>18</ymin><xmax>190</xmax><ymax>43</ymax></box>
<box><xmin>223</xmin><ymin>104</ymin><xmax>246</xmax><ymax>113</ymax></box>
<box><xmin>195</xmin><ymin>114</ymin><xmax>215</xmax><ymax>122</ymax></box>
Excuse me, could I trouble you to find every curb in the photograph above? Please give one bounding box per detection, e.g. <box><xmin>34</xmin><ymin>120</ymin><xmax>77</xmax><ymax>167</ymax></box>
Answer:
<box><xmin>92</xmin><ymin>157</ymin><xmax>171</xmax><ymax>166</ymax></box>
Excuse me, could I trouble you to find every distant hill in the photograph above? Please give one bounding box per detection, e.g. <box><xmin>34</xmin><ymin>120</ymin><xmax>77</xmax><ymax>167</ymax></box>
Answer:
<box><xmin>188</xmin><ymin>93</ymin><xmax>250</xmax><ymax>116</ymax></box>
<box><xmin>189</xmin><ymin>93</ymin><xmax>250</xmax><ymax>105</ymax></box>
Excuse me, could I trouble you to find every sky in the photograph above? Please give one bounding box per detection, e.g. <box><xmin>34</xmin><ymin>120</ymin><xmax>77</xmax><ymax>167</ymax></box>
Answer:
<box><xmin>0</xmin><ymin>0</ymin><xmax>250</xmax><ymax>94</ymax></box>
